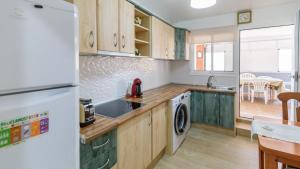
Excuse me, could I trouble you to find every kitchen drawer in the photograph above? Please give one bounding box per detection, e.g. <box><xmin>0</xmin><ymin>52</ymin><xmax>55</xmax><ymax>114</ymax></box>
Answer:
<box><xmin>80</xmin><ymin>129</ymin><xmax>117</xmax><ymax>169</ymax></box>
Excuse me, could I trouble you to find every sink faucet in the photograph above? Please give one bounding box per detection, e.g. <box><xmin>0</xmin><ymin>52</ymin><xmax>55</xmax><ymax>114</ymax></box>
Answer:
<box><xmin>207</xmin><ymin>75</ymin><xmax>216</xmax><ymax>88</ymax></box>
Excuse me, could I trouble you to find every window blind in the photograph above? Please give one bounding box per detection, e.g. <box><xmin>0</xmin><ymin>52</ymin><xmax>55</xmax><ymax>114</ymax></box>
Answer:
<box><xmin>191</xmin><ymin>26</ymin><xmax>236</xmax><ymax>44</ymax></box>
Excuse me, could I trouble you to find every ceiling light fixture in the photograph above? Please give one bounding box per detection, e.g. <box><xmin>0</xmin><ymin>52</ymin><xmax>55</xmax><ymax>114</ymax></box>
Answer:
<box><xmin>190</xmin><ymin>0</ymin><xmax>216</xmax><ymax>9</ymax></box>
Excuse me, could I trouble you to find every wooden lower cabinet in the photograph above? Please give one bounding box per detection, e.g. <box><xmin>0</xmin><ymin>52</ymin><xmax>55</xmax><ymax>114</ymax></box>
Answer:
<box><xmin>117</xmin><ymin>111</ymin><xmax>152</xmax><ymax>169</ymax></box>
<box><xmin>191</xmin><ymin>92</ymin><xmax>204</xmax><ymax>123</ymax></box>
<box><xmin>117</xmin><ymin>103</ymin><xmax>168</xmax><ymax>169</ymax></box>
<box><xmin>135</xmin><ymin>111</ymin><xmax>152</xmax><ymax>169</ymax></box>
<box><xmin>204</xmin><ymin>92</ymin><xmax>220</xmax><ymax>126</ymax></box>
<box><xmin>80</xmin><ymin>129</ymin><xmax>117</xmax><ymax>169</ymax></box>
<box><xmin>152</xmin><ymin>103</ymin><xmax>167</xmax><ymax>159</ymax></box>
<box><xmin>191</xmin><ymin>91</ymin><xmax>235</xmax><ymax>129</ymax></box>
<box><xmin>219</xmin><ymin>94</ymin><xmax>235</xmax><ymax>129</ymax></box>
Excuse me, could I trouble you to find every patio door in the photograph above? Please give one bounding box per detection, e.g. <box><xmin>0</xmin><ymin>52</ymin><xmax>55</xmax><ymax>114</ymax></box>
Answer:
<box><xmin>290</xmin><ymin>10</ymin><xmax>300</xmax><ymax>121</ymax></box>
<box><xmin>239</xmin><ymin>25</ymin><xmax>296</xmax><ymax>119</ymax></box>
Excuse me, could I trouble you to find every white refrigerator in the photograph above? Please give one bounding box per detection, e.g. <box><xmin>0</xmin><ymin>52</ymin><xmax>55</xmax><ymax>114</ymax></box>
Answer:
<box><xmin>0</xmin><ymin>0</ymin><xmax>79</xmax><ymax>169</ymax></box>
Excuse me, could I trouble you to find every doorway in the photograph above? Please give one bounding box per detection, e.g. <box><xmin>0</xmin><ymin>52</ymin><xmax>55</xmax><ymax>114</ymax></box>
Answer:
<box><xmin>239</xmin><ymin>25</ymin><xmax>295</xmax><ymax>119</ymax></box>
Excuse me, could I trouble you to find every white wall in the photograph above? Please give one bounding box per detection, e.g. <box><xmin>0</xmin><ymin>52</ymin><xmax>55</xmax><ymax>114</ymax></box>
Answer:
<box><xmin>80</xmin><ymin>56</ymin><xmax>171</xmax><ymax>104</ymax></box>
<box><xmin>171</xmin><ymin>1</ymin><xmax>300</xmax><ymax>86</ymax></box>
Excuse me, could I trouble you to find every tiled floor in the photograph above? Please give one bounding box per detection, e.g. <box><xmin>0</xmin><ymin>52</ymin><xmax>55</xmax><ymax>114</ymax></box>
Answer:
<box><xmin>154</xmin><ymin>127</ymin><xmax>258</xmax><ymax>169</ymax></box>
<box><xmin>240</xmin><ymin>96</ymin><xmax>282</xmax><ymax>119</ymax></box>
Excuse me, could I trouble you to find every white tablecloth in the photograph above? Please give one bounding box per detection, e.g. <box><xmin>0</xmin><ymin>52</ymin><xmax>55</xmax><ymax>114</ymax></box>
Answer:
<box><xmin>251</xmin><ymin>119</ymin><xmax>300</xmax><ymax>144</ymax></box>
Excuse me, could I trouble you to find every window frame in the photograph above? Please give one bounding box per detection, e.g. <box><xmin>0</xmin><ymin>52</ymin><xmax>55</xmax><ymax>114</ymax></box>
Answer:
<box><xmin>191</xmin><ymin>41</ymin><xmax>235</xmax><ymax>75</ymax></box>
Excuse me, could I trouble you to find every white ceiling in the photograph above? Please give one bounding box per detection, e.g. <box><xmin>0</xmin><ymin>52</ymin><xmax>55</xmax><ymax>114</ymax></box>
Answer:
<box><xmin>131</xmin><ymin>0</ymin><xmax>298</xmax><ymax>24</ymax></box>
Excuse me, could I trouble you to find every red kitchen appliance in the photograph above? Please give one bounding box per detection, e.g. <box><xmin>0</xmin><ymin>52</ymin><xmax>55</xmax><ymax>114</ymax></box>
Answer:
<box><xmin>131</xmin><ymin>78</ymin><xmax>143</xmax><ymax>98</ymax></box>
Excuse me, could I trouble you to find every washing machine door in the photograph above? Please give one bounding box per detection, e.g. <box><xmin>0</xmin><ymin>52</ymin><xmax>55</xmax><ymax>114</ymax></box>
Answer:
<box><xmin>174</xmin><ymin>103</ymin><xmax>188</xmax><ymax>135</ymax></box>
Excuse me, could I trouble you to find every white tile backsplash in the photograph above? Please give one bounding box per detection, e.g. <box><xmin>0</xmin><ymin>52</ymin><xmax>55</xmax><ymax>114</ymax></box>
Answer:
<box><xmin>80</xmin><ymin>56</ymin><xmax>171</xmax><ymax>104</ymax></box>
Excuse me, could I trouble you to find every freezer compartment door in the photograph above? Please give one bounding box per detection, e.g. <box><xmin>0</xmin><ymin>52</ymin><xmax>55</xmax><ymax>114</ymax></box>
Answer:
<box><xmin>0</xmin><ymin>0</ymin><xmax>78</xmax><ymax>94</ymax></box>
<box><xmin>0</xmin><ymin>87</ymin><xmax>79</xmax><ymax>169</ymax></box>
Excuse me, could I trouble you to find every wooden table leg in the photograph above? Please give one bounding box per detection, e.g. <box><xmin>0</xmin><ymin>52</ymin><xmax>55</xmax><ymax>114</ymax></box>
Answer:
<box><xmin>259</xmin><ymin>149</ymin><xmax>264</xmax><ymax>169</ymax></box>
<box><xmin>265</xmin><ymin>153</ymin><xmax>278</xmax><ymax>169</ymax></box>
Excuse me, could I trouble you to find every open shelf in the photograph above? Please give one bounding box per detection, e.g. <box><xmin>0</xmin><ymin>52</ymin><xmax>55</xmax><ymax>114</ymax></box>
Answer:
<box><xmin>135</xmin><ymin>24</ymin><xmax>149</xmax><ymax>33</ymax></box>
<box><xmin>135</xmin><ymin>38</ymin><xmax>149</xmax><ymax>44</ymax></box>
<box><xmin>134</xmin><ymin>8</ymin><xmax>151</xmax><ymax>57</ymax></box>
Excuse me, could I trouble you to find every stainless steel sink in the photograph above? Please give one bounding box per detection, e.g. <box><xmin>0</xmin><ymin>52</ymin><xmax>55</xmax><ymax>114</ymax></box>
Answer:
<box><xmin>210</xmin><ymin>86</ymin><xmax>235</xmax><ymax>91</ymax></box>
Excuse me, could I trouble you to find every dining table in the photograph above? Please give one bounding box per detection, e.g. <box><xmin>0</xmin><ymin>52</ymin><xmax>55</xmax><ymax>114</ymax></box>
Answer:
<box><xmin>256</xmin><ymin>117</ymin><xmax>300</xmax><ymax>169</ymax></box>
<box><xmin>241</xmin><ymin>77</ymin><xmax>286</xmax><ymax>93</ymax></box>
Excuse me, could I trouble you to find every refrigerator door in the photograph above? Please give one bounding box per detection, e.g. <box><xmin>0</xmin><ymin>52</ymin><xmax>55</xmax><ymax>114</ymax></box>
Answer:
<box><xmin>0</xmin><ymin>0</ymin><xmax>78</xmax><ymax>94</ymax></box>
<box><xmin>0</xmin><ymin>87</ymin><xmax>79</xmax><ymax>169</ymax></box>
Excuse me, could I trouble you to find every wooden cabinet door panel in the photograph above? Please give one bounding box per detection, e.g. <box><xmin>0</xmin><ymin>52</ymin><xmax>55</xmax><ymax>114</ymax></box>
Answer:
<box><xmin>204</xmin><ymin>92</ymin><xmax>220</xmax><ymax>126</ymax></box>
<box><xmin>175</xmin><ymin>28</ymin><xmax>185</xmax><ymax>60</ymax></box>
<box><xmin>73</xmin><ymin>0</ymin><xmax>97</xmax><ymax>54</ymax></box>
<box><xmin>220</xmin><ymin>94</ymin><xmax>235</xmax><ymax>129</ymax></box>
<box><xmin>185</xmin><ymin>31</ymin><xmax>191</xmax><ymax>60</ymax></box>
<box><xmin>117</xmin><ymin>118</ymin><xmax>136</xmax><ymax>169</ymax></box>
<box><xmin>151</xmin><ymin>17</ymin><xmax>163</xmax><ymax>59</ymax></box>
<box><xmin>152</xmin><ymin>103</ymin><xmax>167</xmax><ymax>159</ymax></box>
<box><xmin>167</xmin><ymin>26</ymin><xmax>175</xmax><ymax>60</ymax></box>
<box><xmin>135</xmin><ymin>111</ymin><xmax>152</xmax><ymax>169</ymax></box>
<box><xmin>191</xmin><ymin>92</ymin><xmax>205</xmax><ymax>123</ymax></box>
<box><xmin>97</xmin><ymin>0</ymin><xmax>119</xmax><ymax>52</ymax></box>
<box><xmin>119</xmin><ymin>0</ymin><xmax>135</xmax><ymax>54</ymax></box>
<box><xmin>118</xmin><ymin>111</ymin><xmax>152</xmax><ymax>169</ymax></box>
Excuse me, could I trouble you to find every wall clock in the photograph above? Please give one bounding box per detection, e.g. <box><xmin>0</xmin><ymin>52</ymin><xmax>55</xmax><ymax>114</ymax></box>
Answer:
<box><xmin>237</xmin><ymin>10</ymin><xmax>252</xmax><ymax>24</ymax></box>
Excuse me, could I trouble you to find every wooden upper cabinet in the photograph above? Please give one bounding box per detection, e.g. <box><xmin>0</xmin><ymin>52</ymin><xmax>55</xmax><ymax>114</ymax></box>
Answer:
<box><xmin>152</xmin><ymin>17</ymin><xmax>168</xmax><ymax>59</ymax></box>
<box><xmin>68</xmin><ymin>0</ymin><xmax>97</xmax><ymax>54</ymax></box>
<box><xmin>175</xmin><ymin>28</ymin><xmax>190</xmax><ymax>60</ymax></box>
<box><xmin>185</xmin><ymin>31</ymin><xmax>191</xmax><ymax>60</ymax></box>
<box><xmin>119</xmin><ymin>0</ymin><xmax>135</xmax><ymax>54</ymax></box>
<box><xmin>151</xmin><ymin>17</ymin><xmax>162</xmax><ymax>59</ymax></box>
<box><xmin>97</xmin><ymin>0</ymin><xmax>119</xmax><ymax>52</ymax></box>
<box><xmin>152</xmin><ymin>103</ymin><xmax>167</xmax><ymax>159</ymax></box>
<box><xmin>167</xmin><ymin>25</ymin><xmax>175</xmax><ymax>60</ymax></box>
<box><xmin>151</xmin><ymin>16</ymin><xmax>175</xmax><ymax>60</ymax></box>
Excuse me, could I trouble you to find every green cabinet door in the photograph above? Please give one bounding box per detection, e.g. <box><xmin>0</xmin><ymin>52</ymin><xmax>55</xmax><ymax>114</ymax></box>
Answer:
<box><xmin>191</xmin><ymin>92</ymin><xmax>204</xmax><ymax>123</ymax></box>
<box><xmin>219</xmin><ymin>94</ymin><xmax>235</xmax><ymax>129</ymax></box>
<box><xmin>80</xmin><ymin>129</ymin><xmax>117</xmax><ymax>169</ymax></box>
<box><xmin>203</xmin><ymin>92</ymin><xmax>220</xmax><ymax>126</ymax></box>
<box><xmin>175</xmin><ymin>28</ymin><xmax>186</xmax><ymax>60</ymax></box>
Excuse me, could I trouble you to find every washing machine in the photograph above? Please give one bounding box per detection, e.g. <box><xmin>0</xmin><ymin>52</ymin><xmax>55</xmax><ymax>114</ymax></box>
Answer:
<box><xmin>168</xmin><ymin>91</ymin><xmax>191</xmax><ymax>154</ymax></box>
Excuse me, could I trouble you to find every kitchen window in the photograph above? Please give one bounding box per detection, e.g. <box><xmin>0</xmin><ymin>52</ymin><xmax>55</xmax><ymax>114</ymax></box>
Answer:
<box><xmin>193</xmin><ymin>42</ymin><xmax>234</xmax><ymax>72</ymax></box>
<box><xmin>191</xmin><ymin>26</ymin><xmax>235</xmax><ymax>73</ymax></box>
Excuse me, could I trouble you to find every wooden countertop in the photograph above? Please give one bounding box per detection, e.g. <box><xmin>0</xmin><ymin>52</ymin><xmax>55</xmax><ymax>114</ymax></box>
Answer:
<box><xmin>80</xmin><ymin>83</ymin><xmax>236</xmax><ymax>143</ymax></box>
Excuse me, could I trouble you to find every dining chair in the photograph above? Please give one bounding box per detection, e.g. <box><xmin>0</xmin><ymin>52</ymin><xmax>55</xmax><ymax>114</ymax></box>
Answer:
<box><xmin>277</xmin><ymin>92</ymin><xmax>300</xmax><ymax>169</ymax></box>
<box><xmin>251</xmin><ymin>80</ymin><xmax>269</xmax><ymax>104</ymax></box>
<box><xmin>240</xmin><ymin>73</ymin><xmax>256</xmax><ymax>101</ymax></box>
<box><xmin>278</xmin><ymin>92</ymin><xmax>300</xmax><ymax>121</ymax></box>
<box><xmin>240</xmin><ymin>82</ymin><xmax>245</xmax><ymax>102</ymax></box>
<box><xmin>297</xmin><ymin>107</ymin><xmax>300</xmax><ymax>122</ymax></box>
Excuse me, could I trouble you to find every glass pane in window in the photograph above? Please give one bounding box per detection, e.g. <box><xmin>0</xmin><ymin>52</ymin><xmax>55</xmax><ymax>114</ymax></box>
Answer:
<box><xmin>214</xmin><ymin>42</ymin><xmax>233</xmax><ymax>71</ymax></box>
<box><xmin>278</xmin><ymin>49</ymin><xmax>292</xmax><ymax>72</ymax></box>
<box><xmin>205</xmin><ymin>43</ymin><xmax>212</xmax><ymax>71</ymax></box>
<box><xmin>213</xmin><ymin>52</ymin><xmax>225</xmax><ymax>71</ymax></box>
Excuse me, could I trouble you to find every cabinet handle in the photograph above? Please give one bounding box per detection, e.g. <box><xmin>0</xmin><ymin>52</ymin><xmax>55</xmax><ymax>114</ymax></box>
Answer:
<box><xmin>122</xmin><ymin>35</ymin><xmax>125</xmax><ymax>48</ymax></box>
<box><xmin>89</xmin><ymin>31</ymin><xmax>95</xmax><ymax>48</ymax></box>
<box><xmin>92</xmin><ymin>139</ymin><xmax>110</xmax><ymax>150</ymax></box>
<box><xmin>149</xmin><ymin>113</ymin><xmax>152</xmax><ymax>126</ymax></box>
<box><xmin>113</xmin><ymin>33</ymin><xmax>118</xmax><ymax>47</ymax></box>
<box><xmin>97</xmin><ymin>159</ymin><xmax>110</xmax><ymax>169</ymax></box>
<box><xmin>166</xmin><ymin>48</ymin><xmax>168</xmax><ymax>57</ymax></box>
